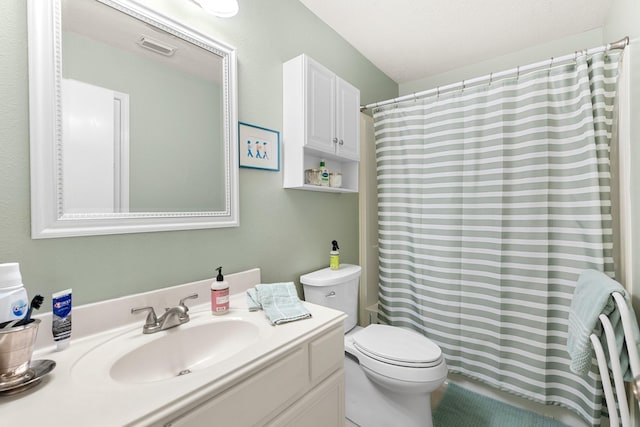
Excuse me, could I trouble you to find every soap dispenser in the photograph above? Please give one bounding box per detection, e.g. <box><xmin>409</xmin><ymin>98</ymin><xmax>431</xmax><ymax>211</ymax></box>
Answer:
<box><xmin>330</xmin><ymin>240</ymin><xmax>340</xmax><ymax>270</ymax></box>
<box><xmin>211</xmin><ymin>266</ymin><xmax>229</xmax><ymax>315</ymax></box>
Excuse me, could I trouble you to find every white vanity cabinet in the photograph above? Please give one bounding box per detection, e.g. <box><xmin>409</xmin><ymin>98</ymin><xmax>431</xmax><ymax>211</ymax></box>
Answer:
<box><xmin>160</xmin><ymin>324</ymin><xmax>345</xmax><ymax>427</ymax></box>
<box><xmin>283</xmin><ymin>54</ymin><xmax>360</xmax><ymax>193</ymax></box>
<box><xmin>7</xmin><ymin>271</ymin><xmax>347</xmax><ymax>427</ymax></box>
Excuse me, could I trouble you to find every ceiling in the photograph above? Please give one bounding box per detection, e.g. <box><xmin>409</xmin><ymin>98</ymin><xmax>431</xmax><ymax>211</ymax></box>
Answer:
<box><xmin>299</xmin><ymin>0</ymin><xmax>614</xmax><ymax>84</ymax></box>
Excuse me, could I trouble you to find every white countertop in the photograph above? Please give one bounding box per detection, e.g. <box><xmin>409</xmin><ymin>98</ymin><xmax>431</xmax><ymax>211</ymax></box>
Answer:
<box><xmin>0</xmin><ymin>270</ymin><xmax>346</xmax><ymax>426</ymax></box>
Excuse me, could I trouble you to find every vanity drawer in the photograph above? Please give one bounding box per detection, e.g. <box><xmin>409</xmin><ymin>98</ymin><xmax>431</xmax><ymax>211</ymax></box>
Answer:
<box><xmin>166</xmin><ymin>347</ymin><xmax>307</xmax><ymax>427</ymax></box>
<box><xmin>309</xmin><ymin>326</ymin><xmax>344</xmax><ymax>384</ymax></box>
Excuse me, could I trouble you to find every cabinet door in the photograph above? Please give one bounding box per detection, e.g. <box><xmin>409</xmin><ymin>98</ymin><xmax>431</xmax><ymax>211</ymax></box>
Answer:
<box><xmin>306</xmin><ymin>59</ymin><xmax>336</xmax><ymax>155</ymax></box>
<box><xmin>335</xmin><ymin>78</ymin><xmax>360</xmax><ymax>161</ymax></box>
<box><xmin>265</xmin><ymin>370</ymin><xmax>345</xmax><ymax>427</ymax></box>
<box><xmin>164</xmin><ymin>348</ymin><xmax>307</xmax><ymax>427</ymax></box>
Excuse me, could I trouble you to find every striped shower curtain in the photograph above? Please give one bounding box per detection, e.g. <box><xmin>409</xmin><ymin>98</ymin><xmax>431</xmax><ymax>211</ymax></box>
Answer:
<box><xmin>373</xmin><ymin>51</ymin><xmax>621</xmax><ymax>424</ymax></box>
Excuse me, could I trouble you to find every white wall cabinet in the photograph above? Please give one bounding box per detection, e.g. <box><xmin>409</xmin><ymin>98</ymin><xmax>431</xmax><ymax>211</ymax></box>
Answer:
<box><xmin>283</xmin><ymin>54</ymin><xmax>360</xmax><ymax>193</ymax></box>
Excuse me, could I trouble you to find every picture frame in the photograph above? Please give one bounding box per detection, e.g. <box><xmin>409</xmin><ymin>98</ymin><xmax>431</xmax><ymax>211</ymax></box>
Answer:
<box><xmin>238</xmin><ymin>122</ymin><xmax>280</xmax><ymax>171</ymax></box>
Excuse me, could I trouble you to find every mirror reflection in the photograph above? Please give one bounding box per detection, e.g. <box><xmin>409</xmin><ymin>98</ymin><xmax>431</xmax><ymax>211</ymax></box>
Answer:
<box><xmin>61</xmin><ymin>0</ymin><xmax>225</xmax><ymax>213</ymax></box>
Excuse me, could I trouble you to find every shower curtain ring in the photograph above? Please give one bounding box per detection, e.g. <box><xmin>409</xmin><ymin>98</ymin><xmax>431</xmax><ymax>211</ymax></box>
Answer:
<box><xmin>549</xmin><ymin>57</ymin><xmax>554</xmax><ymax>71</ymax></box>
<box><xmin>436</xmin><ymin>86</ymin><xmax>440</xmax><ymax>98</ymax></box>
<box><xmin>489</xmin><ymin>72</ymin><xmax>493</xmax><ymax>85</ymax></box>
<box><xmin>516</xmin><ymin>66</ymin><xmax>520</xmax><ymax>78</ymax></box>
<box><xmin>462</xmin><ymin>80</ymin><xmax>466</xmax><ymax>92</ymax></box>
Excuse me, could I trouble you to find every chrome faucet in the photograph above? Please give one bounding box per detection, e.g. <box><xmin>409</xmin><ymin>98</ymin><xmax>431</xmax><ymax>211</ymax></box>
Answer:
<box><xmin>131</xmin><ymin>293</ymin><xmax>198</xmax><ymax>334</ymax></box>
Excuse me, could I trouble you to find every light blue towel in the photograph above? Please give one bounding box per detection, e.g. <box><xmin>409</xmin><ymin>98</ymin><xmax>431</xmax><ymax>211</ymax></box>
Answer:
<box><xmin>246</xmin><ymin>282</ymin><xmax>311</xmax><ymax>325</ymax></box>
<box><xmin>246</xmin><ymin>288</ymin><xmax>261</xmax><ymax>312</ymax></box>
<box><xmin>568</xmin><ymin>270</ymin><xmax>640</xmax><ymax>380</ymax></box>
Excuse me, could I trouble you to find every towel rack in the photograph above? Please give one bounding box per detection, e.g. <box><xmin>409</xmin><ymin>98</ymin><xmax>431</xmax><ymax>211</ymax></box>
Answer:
<box><xmin>590</xmin><ymin>292</ymin><xmax>640</xmax><ymax>427</ymax></box>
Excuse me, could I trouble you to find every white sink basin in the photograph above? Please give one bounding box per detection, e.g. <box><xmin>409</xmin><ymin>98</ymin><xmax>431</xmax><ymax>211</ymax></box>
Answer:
<box><xmin>71</xmin><ymin>314</ymin><xmax>272</xmax><ymax>385</ymax></box>
<box><xmin>110</xmin><ymin>320</ymin><xmax>260</xmax><ymax>383</ymax></box>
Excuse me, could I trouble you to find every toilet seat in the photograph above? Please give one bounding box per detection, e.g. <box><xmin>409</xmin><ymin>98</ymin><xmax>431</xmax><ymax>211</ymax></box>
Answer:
<box><xmin>347</xmin><ymin>325</ymin><xmax>447</xmax><ymax>385</ymax></box>
<box><xmin>352</xmin><ymin>324</ymin><xmax>442</xmax><ymax>368</ymax></box>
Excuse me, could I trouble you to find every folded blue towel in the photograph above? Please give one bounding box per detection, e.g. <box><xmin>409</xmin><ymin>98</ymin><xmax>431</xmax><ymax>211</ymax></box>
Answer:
<box><xmin>247</xmin><ymin>282</ymin><xmax>311</xmax><ymax>325</ymax></box>
<box><xmin>568</xmin><ymin>270</ymin><xmax>640</xmax><ymax>379</ymax></box>
<box><xmin>246</xmin><ymin>288</ymin><xmax>261</xmax><ymax>312</ymax></box>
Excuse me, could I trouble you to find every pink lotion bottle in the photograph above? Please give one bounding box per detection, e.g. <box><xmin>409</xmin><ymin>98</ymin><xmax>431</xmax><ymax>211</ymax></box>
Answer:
<box><xmin>211</xmin><ymin>266</ymin><xmax>229</xmax><ymax>315</ymax></box>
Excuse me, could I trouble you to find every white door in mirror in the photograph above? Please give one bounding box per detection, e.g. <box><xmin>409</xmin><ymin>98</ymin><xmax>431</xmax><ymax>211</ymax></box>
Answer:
<box><xmin>62</xmin><ymin>79</ymin><xmax>130</xmax><ymax>214</ymax></box>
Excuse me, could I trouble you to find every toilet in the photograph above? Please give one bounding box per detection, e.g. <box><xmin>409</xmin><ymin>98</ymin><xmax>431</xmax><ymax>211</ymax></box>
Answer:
<box><xmin>301</xmin><ymin>264</ymin><xmax>447</xmax><ymax>427</ymax></box>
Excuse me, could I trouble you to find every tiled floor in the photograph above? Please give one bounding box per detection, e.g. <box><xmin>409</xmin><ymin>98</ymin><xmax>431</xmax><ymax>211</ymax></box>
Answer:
<box><xmin>344</xmin><ymin>383</ymin><xmax>447</xmax><ymax>426</ymax></box>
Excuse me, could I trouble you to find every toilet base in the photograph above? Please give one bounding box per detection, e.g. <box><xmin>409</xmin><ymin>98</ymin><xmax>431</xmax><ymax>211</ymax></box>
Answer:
<box><xmin>345</xmin><ymin>356</ymin><xmax>434</xmax><ymax>427</ymax></box>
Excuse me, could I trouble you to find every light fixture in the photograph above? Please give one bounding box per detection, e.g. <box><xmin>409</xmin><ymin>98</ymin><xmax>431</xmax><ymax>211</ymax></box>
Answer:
<box><xmin>136</xmin><ymin>36</ymin><xmax>177</xmax><ymax>56</ymax></box>
<box><xmin>193</xmin><ymin>0</ymin><xmax>239</xmax><ymax>18</ymax></box>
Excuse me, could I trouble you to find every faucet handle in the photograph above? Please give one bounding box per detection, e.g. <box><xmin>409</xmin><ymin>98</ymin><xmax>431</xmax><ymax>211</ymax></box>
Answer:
<box><xmin>179</xmin><ymin>293</ymin><xmax>199</xmax><ymax>309</ymax></box>
<box><xmin>174</xmin><ymin>294</ymin><xmax>198</xmax><ymax>323</ymax></box>
<box><xmin>131</xmin><ymin>306</ymin><xmax>159</xmax><ymax>327</ymax></box>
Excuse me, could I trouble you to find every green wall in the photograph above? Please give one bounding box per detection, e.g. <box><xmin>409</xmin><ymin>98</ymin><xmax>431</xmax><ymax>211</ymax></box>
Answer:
<box><xmin>0</xmin><ymin>0</ymin><xmax>397</xmax><ymax>307</ymax></box>
<box><xmin>11</xmin><ymin>0</ymin><xmax>632</xmax><ymax>314</ymax></box>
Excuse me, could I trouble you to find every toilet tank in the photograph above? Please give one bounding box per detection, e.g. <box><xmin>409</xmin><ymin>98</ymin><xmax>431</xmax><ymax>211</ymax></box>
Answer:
<box><xmin>300</xmin><ymin>264</ymin><xmax>361</xmax><ymax>332</ymax></box>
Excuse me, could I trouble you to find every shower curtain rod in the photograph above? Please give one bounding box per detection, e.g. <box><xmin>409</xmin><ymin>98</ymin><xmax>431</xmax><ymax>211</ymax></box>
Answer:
<box><xmin>362</xmin><ymin>36</ymin><xmax>629</xmax><ymax>111</ymax></box>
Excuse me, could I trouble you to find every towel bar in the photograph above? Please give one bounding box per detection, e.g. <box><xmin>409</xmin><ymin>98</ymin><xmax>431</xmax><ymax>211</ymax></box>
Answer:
<box><xmin>590</xmin><ymin>292</ymin><xmax>640</xmax><ymax>427</ymax></box>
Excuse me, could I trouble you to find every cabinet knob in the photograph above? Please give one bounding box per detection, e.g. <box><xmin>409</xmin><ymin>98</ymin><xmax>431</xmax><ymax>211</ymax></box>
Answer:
<box><xmin>339</xmin><ymin>139</ymin><xmax>344</xmax><ymax>145</ymax></box>
<box><xmin>332</xmin><ymin>137</ymin><xmax>338</xmax><ymax>144</ymax></box>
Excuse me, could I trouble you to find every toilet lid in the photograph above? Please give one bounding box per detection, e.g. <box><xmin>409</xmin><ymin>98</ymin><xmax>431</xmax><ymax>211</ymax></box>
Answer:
<box><xmin>353</xmin><ymin>324</ymin><xmax>442</xmax><ymax>367</ymax></box>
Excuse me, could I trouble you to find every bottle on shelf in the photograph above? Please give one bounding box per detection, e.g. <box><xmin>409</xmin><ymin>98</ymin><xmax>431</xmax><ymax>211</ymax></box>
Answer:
<box><xmin>319</xmin><ymin>160</ymin><xmax>329</xmax><ymax>186</ymax></box>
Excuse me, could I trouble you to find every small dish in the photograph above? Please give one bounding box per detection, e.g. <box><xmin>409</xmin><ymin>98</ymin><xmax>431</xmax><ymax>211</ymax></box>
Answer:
<box><xmin>0</xmin><ymin>359</ymin><xmax>56</xmax><ymax>395</ymax></box>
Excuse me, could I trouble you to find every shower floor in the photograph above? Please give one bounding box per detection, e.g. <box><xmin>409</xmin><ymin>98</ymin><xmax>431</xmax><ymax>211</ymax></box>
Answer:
<box><xmin>441</xmin><ymin>374</ymin><xmax>589</xmax><ymax>426</ymax></box>
<box><xmin>433</xmin><ymin>382</ymin><xmax>568</xmax><ymax>426</ymax></box>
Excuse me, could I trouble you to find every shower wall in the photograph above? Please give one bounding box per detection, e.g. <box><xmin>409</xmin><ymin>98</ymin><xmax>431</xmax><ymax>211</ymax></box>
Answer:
<box><xmin>358</xmin><ymin>113</ymin><xmax>378</xmax><ymax>326</ymax></box>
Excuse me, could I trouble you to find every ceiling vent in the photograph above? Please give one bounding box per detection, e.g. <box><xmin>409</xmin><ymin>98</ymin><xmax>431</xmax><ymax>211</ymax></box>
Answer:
<box><xmin>136</xmin><ymin>35</ymin><xmax>177</xmax><ymax>57</ymax></box>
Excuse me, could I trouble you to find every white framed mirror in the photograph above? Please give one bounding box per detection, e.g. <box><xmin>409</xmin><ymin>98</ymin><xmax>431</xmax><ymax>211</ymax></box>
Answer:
<box><xmin>27</xmin><ymin>0</ymin><xmax>239</xmax><ymax>238</ymax></box>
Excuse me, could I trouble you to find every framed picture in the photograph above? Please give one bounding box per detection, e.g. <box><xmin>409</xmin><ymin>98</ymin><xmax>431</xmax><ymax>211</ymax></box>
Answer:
<box><xmin>238</xmin><ymin>122</ymin><xmax>280</xmax><ymax>171</ymax></box>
